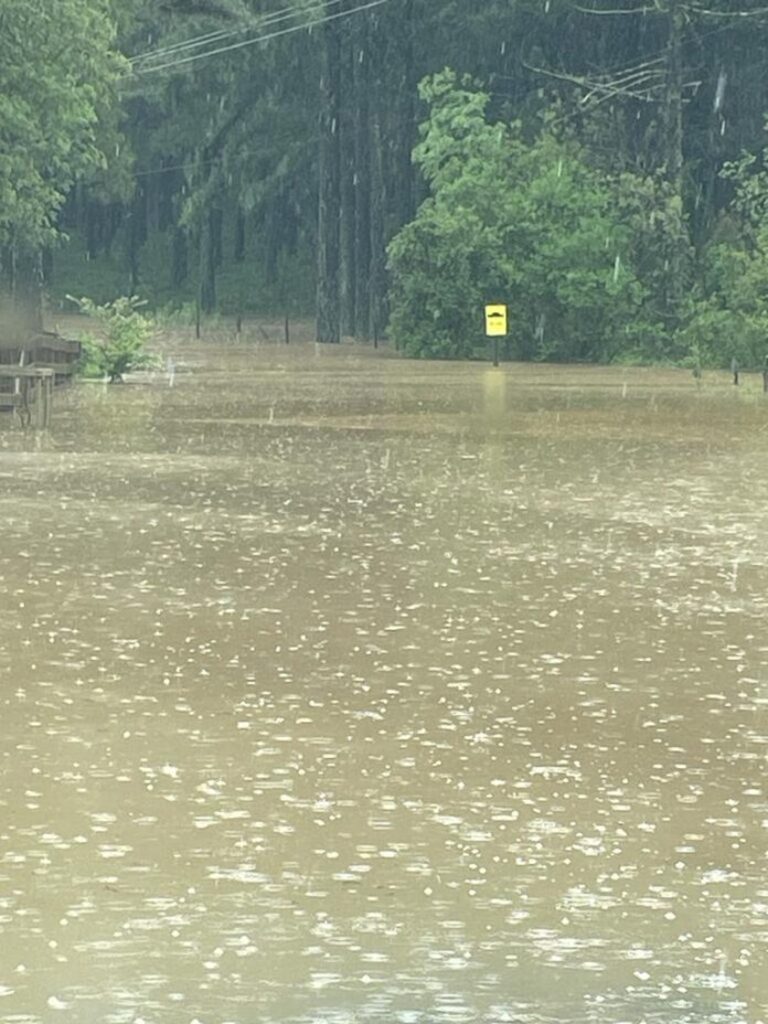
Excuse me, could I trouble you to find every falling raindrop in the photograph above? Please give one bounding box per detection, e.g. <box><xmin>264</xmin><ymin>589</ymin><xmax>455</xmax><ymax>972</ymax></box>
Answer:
<box><xmin>714</xmin><ymin>70</ymin><xmax>727</xmax><ymax>113</ymax></box>
<box><xmin>535</xmin><ymin>312</ymin><xmax>546</xmax><ymax>344</ymax></box>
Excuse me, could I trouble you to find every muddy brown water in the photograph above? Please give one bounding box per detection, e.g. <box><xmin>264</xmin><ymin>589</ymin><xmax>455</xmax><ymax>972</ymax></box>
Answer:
<box><xmin>1</xmin><ymin>342</ymin><xmax>768</xmax><ymax>1024</ymax></box>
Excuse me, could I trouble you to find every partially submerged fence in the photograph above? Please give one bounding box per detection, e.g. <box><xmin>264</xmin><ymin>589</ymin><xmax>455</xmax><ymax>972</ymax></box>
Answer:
<box><xmin>0</xmin><ymin>366</ymin><xmax>54</xmax><ymax>428</ymax></box>
<box><xmin>0</xmin><ymin>331</ymin><xmax>80</xmax><ymax>428</ymax></box>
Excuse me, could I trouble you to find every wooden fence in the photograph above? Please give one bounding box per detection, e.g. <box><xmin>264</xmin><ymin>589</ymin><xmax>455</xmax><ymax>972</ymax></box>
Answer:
<box><xmin>0</xmin><ymin>331</ymin><xmax>80</xmax><ymax>427</ymax></box>
<box><xmin>0</xmin><ymin>367</ymin><xmax>54</xmax><ymax>428</ymax></box>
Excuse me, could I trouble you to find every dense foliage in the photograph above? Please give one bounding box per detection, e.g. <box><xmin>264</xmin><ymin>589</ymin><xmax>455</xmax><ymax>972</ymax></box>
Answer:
<box><xmin>4</xmin><ymin>0</ymin><xmax>768</xmax><ymax>364</ymax></box>
<box><xmin>0</xmin><ymin>0</ymin><xmax>123</xmax><ymax>330</ymax></box>
<box><xmin>0</xmin><ymin>0</ymin><xmax>122</xmax><ymax>249</ymax></box>
<box><xmin>71</xmin><ymin>295</ymin><xmax>157</xmax><ymax>382</ymax></box>
<box><xmin>389</xmin><ymin>73</ymin><xmax>647</xmax><ymax>361</ymax></box>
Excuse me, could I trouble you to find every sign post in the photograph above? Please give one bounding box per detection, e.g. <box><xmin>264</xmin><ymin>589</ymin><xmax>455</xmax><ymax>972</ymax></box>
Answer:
<box><xmin>485</xmin><ymin>304</ymin><xmax>507</xmax><ymax>367</ymax></box>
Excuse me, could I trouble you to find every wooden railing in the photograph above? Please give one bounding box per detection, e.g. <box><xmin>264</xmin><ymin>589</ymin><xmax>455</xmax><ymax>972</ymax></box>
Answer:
<box><xmin>0</xmin><ymin>367</ymin><xmax>55</xmax><ymax>428</ymax></box>
<box><xmin>0</xmin><ymin>332</ymin><xmax>80</xmax><ymax>428</ymax></box>
<box><xmin>0</xmin><ymin>332</ymin><xmax>80</xmax><ymax>374</ymax></box>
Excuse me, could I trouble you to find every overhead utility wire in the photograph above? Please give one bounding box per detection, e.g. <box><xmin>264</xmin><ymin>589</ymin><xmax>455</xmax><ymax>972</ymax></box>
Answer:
<box><xmin>569</xmin><ymin>3</ymin><xmax>655</xmax><ymax>13</ymax></box>
<box><xmin>683</xmin><ymin>1</ymin><xmax>768</xmax><ymax>14</ymax></box>
<box><xmin>135</xmin><ymin>0</ymin><xmax>390</xmax><ymax>74</ymax></box>
<box><xmin>130</xmin><ymin>28</ymin><xmax>237</xmax><ymax>64</ymax></box>
<box><xmin>130</xmin><ymin>5</ymin><xmax>310</xmax><ymax>64</ymax></box>
<box><xmin>130</xmin><ymin>0</ymin><xmax>391</xmax><ymax>76</ymax></box>
<box><xmin>130</xmin><ymin>0</ymin><xmax>352</xmax><ymax>66</ymax></box>
<box><xmin>130</xmin><ymin>4</ymin><xmax>313</xmax><ymax>64</ymax></box>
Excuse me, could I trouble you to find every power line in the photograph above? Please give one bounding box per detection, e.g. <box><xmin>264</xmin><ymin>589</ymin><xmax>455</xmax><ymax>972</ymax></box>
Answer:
<box><xmin>130</xmin><ymin>27</ymin><xmax>238</xmax><ymax>65</ymax></box>
<box><xmin>129</xmin><ymin>0</ymin><xmax>353</xmax><ymax>66</ymax></box>
<box><xmin>568</xmin><ymin>3</ymin><xmax>656</xmax><ymax>14</ymax></box>
<box><xmin>136</xmin><ymin>0</ymin><xmax>390</xmax><ymax>74</ymax></box>
<box><xmin>683</xmin><ymin>1</ymin><xmax>768</xmax><ymax>14</ymax></box>
<box><xmin>129</xmin><ymin>0</ymin><xmax>391</xmax><ymax>76</ymax></box>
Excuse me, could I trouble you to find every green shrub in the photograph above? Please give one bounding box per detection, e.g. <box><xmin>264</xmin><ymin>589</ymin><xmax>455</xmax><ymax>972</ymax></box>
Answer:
<box><xmin>69</xmin><ymin>294</ymin><xmax>157</xmax><ymax>382</ymax></box>
<box><xmin>678</xmin><ymin>301</ymin><xmax>768</xmax><ymax>370</ymax></box>
<box><xmin>387</xmin><ymin>71</ymin><xmax>646</xmax><ymax>362</ymax></box>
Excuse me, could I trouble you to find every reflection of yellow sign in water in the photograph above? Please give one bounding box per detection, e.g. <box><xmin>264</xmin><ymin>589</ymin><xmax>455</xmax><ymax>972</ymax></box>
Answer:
<box><xmin>483</xmin><ymin>366</ymin><xmax>507</xmax><ymax>422</ymax></box>
<box><xmin>485</xmin><ymin>304</ymin><xmax>507</xmax><ymax>337</ymax></box>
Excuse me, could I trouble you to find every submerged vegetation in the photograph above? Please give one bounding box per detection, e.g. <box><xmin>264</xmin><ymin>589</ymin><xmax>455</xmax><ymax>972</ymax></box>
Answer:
<box><xmin>3</xmin><ymin>0</ymin><xmax>768</xmax><ymax>365</ymax></box>
<box><xmin>70</xmin><ymin>295</ymin><xmax>157</xmax><ymax>382</ymax></box>
<box><xmin>388</xmin><ymin>72</ymin><xmax>768</xmax><ymax>366</ymax></box>
<box><xmin>388</xmin><ymin>72</ymin><xmax>646</xmax><ymax>362</ymax></box>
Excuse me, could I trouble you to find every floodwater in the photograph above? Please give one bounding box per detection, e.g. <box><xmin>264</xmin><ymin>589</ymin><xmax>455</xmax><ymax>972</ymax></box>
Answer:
<box><xmin>1</xmin><ymin>341</ymin><xmax>768</xmax><ymax>1024</ymax></box>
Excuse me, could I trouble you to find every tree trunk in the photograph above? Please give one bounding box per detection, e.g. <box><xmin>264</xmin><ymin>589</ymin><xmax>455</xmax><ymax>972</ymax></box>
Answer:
<box><xmin>171</xmin><ymin>226</ymin><xmax>188</xmax><ymax>290</ymax></box>
<box><xmin>369</xmin><ymin>115</ymin><xmax>386</xmax><ymax>346</ymax></box>
<box><xmin>339</xmin><ymin>17</ymin><xmax>356</xmax><ymax>338</ymax></box>
<box><xmin>661</xmin><ymin>0</ymin><xmax>688</xmax><ymax>323</ymax></box>
<box><xmin>13</xmin><ymin>247</ymin><xmax>44</xmax><ymax>336</ymax></box>
<box><xmin>316</xmin><ymin>3</ymin><xmax>342</xmax><ymax>344</ymax></box>
<box><xmin>85</xmin><ymin>198</ymin><xmax>101</xmax><ymax>259</ymax></box>
<box><xmin>390</xmin><ymin>0</ymin><xmax>417</xmax><ymax>231</ymax></box>
<box><xmin>104</xmin><ymin>203</ymin><xmax>121</xmax><ymax>257</ymax></box>
<box><xmin>663</xmin><ymin>0</ymin><xmax>684</xmax><ymax>196</ymax></box>
<box><xmin>234</xmin><ymin>209</ymin><xmax>246</xmax><ymax>261</ymax></box>
<box><xmin>127</xmin><ymin>221</ymin><xmax>140</xmax><ymax>295</ymax></box>
<box><xmin>212</xmin><ymin>205</ymin><xmax>224</xmax><ymax>268</ymax></box>
<box><xmin>199</xmin><ymin>209</ymin><xmax>217</xmax><ymax>315</ymax></box>
<box><xmin>353</xmin><ymin>19</ymin><xmax>371</xmax><ymax>341</ymax></box>
<box><xmin>159</xmin><ymin>162</ymin><xmax>178</xmax><ymax>232</ymax></box>
<box><xmin>1</xmin><ymin>246</ymin><xmax>15</xmax><ymax>304</ymax></box>
<box><xmin>367</xmin><ymin>13</ymin><xmax>387</xmax><ymax>346</ymax></box>
<box><xmin>126</xmin><ymin>185</ymin><xmax>147</xmax><ymax>295</ymax></box>
<box><xmin>42</xmin><ymin>248</ymin><xmax>54</xmax><ymax>288</ymax></box>
<box><xmin>265</xmin><ymin>200</ymin><xmax>281</xmax><ymax>286</ymax></box>
<box><xmin>147</xmin><ymin>168</ymin><xmax>161</xmax><ymax>235</ymax></box>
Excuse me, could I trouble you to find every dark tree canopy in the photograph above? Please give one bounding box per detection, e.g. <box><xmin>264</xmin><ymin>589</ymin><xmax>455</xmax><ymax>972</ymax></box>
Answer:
<box><xmin>4</xmin><ymin>0</ymin><xmax>768</xmax><ymax>362</ymax></box>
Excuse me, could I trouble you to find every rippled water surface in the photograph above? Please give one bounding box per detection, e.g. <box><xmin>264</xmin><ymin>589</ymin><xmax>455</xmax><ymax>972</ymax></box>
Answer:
<box><xmin>2</xmin><ymin>343</ymin><xmax>768</xmax><ymax>1024</ymax></box>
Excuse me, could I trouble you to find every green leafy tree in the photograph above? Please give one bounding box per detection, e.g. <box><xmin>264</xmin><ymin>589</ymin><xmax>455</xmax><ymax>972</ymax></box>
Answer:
<box><xmin>0</xmin><ymin>0</ymin><xmax>124</xmax><ymax>249</ymax></box>
<box><xmin>679</xmin><ymin>154</ymin><xmax>768</xmax><ymax>368</ymax></box>
<box><xmin>36</xmin><ymin>0</ymin><xmax>768</xmax><ymax>364</ymax></box>
<box><xmin>388</xmin><ymin>71</ymin><xmax>644</xmax><ymax>361</ymax></box>
<box><xmin>71</xmin><ymin>295</ymin><xmax>157</xmax><ymax>382</ymax></box>
<box><xmin>0</xmin><ymin>0</ymin><xmax>124</xmax><ymax>334</ymax></box>
<box><xmin>113</xmin><ymin>0</ymin><xmax>320</xmax><ymax>314</ymax></box>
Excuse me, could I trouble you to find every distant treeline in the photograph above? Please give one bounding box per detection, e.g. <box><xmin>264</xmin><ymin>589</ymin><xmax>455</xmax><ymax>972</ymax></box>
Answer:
<box><xmin>4</xmin><ymin>0</ymin><xmax>768</xmax><ymax>365</ymax></box>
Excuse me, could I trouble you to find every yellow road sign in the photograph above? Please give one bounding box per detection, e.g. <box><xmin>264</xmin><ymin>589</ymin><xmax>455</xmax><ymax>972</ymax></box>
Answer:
<box><xmin>485</xmin><ymin>304</ymin><xmax>507</xmax><ymax>337</ymax></box>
